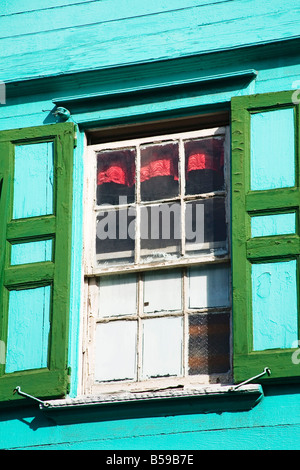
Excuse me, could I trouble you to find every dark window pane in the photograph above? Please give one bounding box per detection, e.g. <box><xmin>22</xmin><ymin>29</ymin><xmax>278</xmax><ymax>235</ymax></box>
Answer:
<box><xmin>140</xmin><ymin>203</ymin><xmax>181</xmax><ymax>260</ymax></box>
<box><xmin>188</xmin><ymin>313</ymin><xmax>230</xmax><ymax>375</ymax></box>
<box><xmin>185</xmin><ymin>198</ymin><xmax>227</xmax><ymax>254</ymax></box>
<box><xmin>96</xmin><ymin>208</ymin><xmax>135</xmax><ymax>265</ymax></box>
<box><xmin>185</xmin><ymin>137</ymin><xmax>224</xmax><ymax>195</ymax></box>
<box><xmin>141</xmin><ymin>142</ymin><xmax>179</xmax><ymax>201</ymax></box>
<box><xmin>97</xmin><ymin>149</ymin><xmax>136</xmax><ymax>205</ymax></box>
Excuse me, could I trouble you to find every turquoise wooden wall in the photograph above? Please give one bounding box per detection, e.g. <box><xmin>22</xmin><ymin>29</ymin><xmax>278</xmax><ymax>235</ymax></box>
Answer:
<box><xmin>1</xmin><ymin>0</ymin><xmax>300</xmax><ymax>450</ymax></box>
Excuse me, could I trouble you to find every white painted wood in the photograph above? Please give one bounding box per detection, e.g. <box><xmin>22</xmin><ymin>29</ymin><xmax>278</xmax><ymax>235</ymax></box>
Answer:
<box><xmin>188</xmin><ymin>263</ymin><xmax>230</xmax><ymax>309</ymax></box>
<box><xmin>142</xmin><ymin>317</ymin><xmax>183</xmax><ymax>379</ymax></box>
<box><xmin>143</xmin><ymin>270</ymin><xmax>182</xmax><ymax>313</ymax></box>
<box><xmin>98</xmin><ymin>273</ymin><xmax>137</xmax><ymax>317</ymax></box>
<box><xmin>94</xmin><ymin>320</ymin><xmax>137</xmax><ymax>382</ymax></box>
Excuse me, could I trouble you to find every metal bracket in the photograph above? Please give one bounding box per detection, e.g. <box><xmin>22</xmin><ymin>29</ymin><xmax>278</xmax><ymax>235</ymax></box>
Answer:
<box><xmin>13</xmin><ymin>386</ymin><xmax>50</xmax><ymax>408</ymax></box>
<box><xmin>230</xmin><ymin>367</ymin><xmax>271</xmax><ymax>391</ymax></box>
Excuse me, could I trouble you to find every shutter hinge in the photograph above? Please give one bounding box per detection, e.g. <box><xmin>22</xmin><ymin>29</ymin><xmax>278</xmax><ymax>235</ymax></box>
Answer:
<box><xmin>13</xmin><ymin>386</ymin><xmax>50</xmax><ymax>408</ymax></box>
<box><xmin>230</xmin><ymin>367</ymin><xmax>271</xmax><ymax>391</ymax></box>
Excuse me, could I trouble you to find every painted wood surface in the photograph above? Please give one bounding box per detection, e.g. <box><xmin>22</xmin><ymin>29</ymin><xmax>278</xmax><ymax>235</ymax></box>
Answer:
<box><xmin>250</xmin><ymin>108</ymin><xmax>295</xmax><ymax>191</ymax></box>
<box><xmin>231</xmin><ymin>90</ymin><xmax>300</xmax><ymax>383</ymax></box>
<box><xmin>10</xmin><ymin>239</ymin><xmax>52</xmax><ymax>265</ymax></box>
<box><xmin>251</xmin><ymin>213</ymin><xmax>296</xmax><ymax>238</ymax></box>
<box><xmin>252</xmin><ymin>260</ymin><xmax>298</xmax><ymax>351</ymax></box>
<box><xmin>5</xmin><ymin>286</ymin><xmax>51</xmax><ymax>373</ymax></box>
<box><xmin>13</xmin><ymin>142</ymin><xmax>54</xmax><ymax>219</ymax></box>
<box><xmin>0</xmin><ymin>0</ymin><xmax>300</xmax><ymax>450</ymax></box>
<box><xmin>0</xmin><ymin>384</ymin><xmax>299</xmax><ymax>449</ymax></box>
<box><xmin>1</xmin><ymin>1</ymin><xmax>300</xmax><ymax>82</ymax></box>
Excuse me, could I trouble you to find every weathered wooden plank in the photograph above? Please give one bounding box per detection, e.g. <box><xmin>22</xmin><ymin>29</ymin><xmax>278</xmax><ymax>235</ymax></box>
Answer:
<box><xmin>1</xmin><ymin>0</ymin><xmax>213</xmax><ymax>17</ymax></box>
<box><xmin>1</xmin><ymin>1</ymin><xmax>300</xmax><ymax>82</ymax></box>
<box><xmin>1</xmin><ymin>0</ymin><xmax>298</xmax><ymax>40</ymax></box>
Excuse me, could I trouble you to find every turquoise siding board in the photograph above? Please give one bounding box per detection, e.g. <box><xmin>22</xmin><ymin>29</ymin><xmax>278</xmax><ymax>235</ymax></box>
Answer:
<box><xmin>6</xmin><ymin>286</ymin><xmax>51</xmax><ymax>373</ymax></box>
<box><xmin>1</xmin><ymin>0</ymin><xmax>300</xmax><ymax>82</ymax></box>
<box><xmin>0</xmin><ymin>385</ymin><xmax>299</xmax><ymax>449</ymax></box>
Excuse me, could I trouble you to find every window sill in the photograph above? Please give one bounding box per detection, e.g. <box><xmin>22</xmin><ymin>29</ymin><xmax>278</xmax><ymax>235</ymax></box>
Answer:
<box><xmin>41</xmin><ymin>384</ymin><xmax>263</xmax><ymax>424</ymax></box>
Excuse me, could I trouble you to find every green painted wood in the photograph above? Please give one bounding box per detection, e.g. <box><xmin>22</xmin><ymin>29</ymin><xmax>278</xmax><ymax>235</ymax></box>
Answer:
<box><xmin>231</xmin><ymin>90</ymin><xmax>300</xmax><ymax>383</ymax></box>
<box><xmin>0</xmin><ymin>123</ymin><xmax>75</xmax><ymax>403</ymax></box>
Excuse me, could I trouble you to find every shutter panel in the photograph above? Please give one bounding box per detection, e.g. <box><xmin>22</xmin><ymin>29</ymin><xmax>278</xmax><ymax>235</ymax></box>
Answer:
<box><xmin>0</xmin><ymin>123</ymin><xmax>75</xmax><ymax>403</ymax></box>
<box><xmin>231</xmin><ymin>91</ymin><xmax>300</xmax><ymax>383</ymax></box>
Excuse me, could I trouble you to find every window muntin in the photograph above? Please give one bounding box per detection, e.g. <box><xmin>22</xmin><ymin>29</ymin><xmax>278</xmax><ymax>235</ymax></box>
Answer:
<box><xmin>87</xmin><ymin>127</ymin><xmax>229</xmax><ymax>272</ymax></box>
<box><xmin>84</xmin><ymin>125</ymin><xmax>231</xmax><ymax>393</ymax></box>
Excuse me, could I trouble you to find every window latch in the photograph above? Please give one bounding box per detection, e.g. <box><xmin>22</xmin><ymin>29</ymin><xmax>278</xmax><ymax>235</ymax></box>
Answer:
<box><xmin>230</xmin><ymin>367</ymin><xmax>271</xmax><ymax>391</ymax></box>
<box><xmin>13</xmin><ymin>386</ymin><xmax>50</xmax><ymax>408</ymax></box>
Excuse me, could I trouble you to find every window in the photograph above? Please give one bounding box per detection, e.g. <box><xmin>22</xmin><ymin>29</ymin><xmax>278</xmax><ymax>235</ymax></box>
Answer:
<box><xmin>232</xmin><ymin>90</ymin><xmax>300</xmax><ymax>383</ymax></box>
<box><xmin>83</xmin><ymin>125</ymin><xmax>231</xmax><ymax>394</ymax></box>
<box><xmin>0</xmin><ymin>123</ymin><xmax>75</xmax><ymax>403</ymax></box>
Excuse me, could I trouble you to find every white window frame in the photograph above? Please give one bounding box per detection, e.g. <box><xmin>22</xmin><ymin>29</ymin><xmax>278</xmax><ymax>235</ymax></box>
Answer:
<box><xmin>82</xmin><ymin>125</ymin><xmax>231</xmax><ymax>395</ymax></box>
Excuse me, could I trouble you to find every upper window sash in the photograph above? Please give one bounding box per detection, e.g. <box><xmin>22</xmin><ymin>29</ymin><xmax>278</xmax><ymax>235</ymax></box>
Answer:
<box><xmin>85</xmin><ymin>126</ymin><xmax>230</xmax><ymax>276</ymax></box>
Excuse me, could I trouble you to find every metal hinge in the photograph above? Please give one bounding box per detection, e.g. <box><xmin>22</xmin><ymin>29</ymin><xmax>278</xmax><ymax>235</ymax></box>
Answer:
<box><xmin>13</xmin><ymin>386</ymin><xmax>50</xmax><ymax>408</ymax></box>
<box><xmin>230</xmin><ymin>367</ymin><xmax>271</xmax><ymax>391</ymax></box>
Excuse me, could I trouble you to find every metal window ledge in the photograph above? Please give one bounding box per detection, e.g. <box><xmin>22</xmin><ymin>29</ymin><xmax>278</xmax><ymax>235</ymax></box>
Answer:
<box><xmin>41</xmin><ymin>384</ymin><xmax>263</xmax><ymax>424</ymax></box>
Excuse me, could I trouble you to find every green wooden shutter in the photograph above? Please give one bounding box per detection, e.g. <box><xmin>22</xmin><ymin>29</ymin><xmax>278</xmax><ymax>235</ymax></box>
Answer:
<box><xmin>231</xmin><ymin>90</ymin><xmax>300</xmax><ymax>383</ymax></box>
<box><xmin>0</xmin><ymin>123</ymin><xmax>75</xmax><ymax>403</ymax></box>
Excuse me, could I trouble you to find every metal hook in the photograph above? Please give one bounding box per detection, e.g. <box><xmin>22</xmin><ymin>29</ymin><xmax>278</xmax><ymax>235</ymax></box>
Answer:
<box><xmin>13</xmin><ymin>386</ymin><xmax>50</xmax><ymax>408</ymax></box>
<box><xmin>230</xmin><ymin>367</ymin><xmax>271</xmax><ymax>391</ymax></box>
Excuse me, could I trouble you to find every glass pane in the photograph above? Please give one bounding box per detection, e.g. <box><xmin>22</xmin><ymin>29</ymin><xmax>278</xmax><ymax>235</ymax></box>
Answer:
<box><xmin>140</xmin><ymin>142</ymin><xmax>179</xmax><ymax>201</ymax></box>
<box><xmin>252</xmin><ymin>260</ymin><xmax>298</xmax><ymax>351</ymax></box>
<box><xmin>188</xmin><ymin>313</ymin><xmax>230</xmax><ymax>375</ymax></box>
<box><xmin>96</xmin><ymin>207</ymin><xmax>135</xmax><ymax>265</ymax></box>
<box><xmin>13</xmin><ymin>142</ymin><xmax>54</xmax><ymax>219</ymax></box>
<box><xmin>95</xmin><ymin>321</ymin><xmax>137</xmax><ymax>382</ymax></box>
<box><xmin>143</xmin><ymin>269</ymin><xmax>182</xmax><ymax>314</ymax></box>
<box><xmin>6</xmin><ymin>286</ymin><xmax>51</xmax><ymax>373</ymax></box>
<box><xmin>11</xmin><ymin>239</ymin><xmax>52</xmax><ymax>265</ymax></box>
<box><xmin>142</xmin><ymin>317</ymin><xmax>183</xmax><ymax>379</ymax></box>
<box><xmin>188</xmin><ymin>264</ymin><xmax>230</xmax><ymax>309</ymax></box>
<box><xmin>140</xmin><ymin>203</ymin><xmax>181</xmax><ymax>261</ymax></box>
<box><xmin>251</xmin><ymin>212</ymin><xmax>296</xmax><ymax>238</ymax></box>
<box><xmin>95</xmin><ymin>320</ymin><xmax>137</xmax><ymax>382</ymax></box>
<box><xmin>184</xmin><ymin>136</ymin><xmax>224</xmax><ymax>195</ymax></box>
<box><xmin>250</xmin><ymin>108</ymin><xmax>295</xmax><ymax>191</ymax></box>
<box><xmin>99</xmin><ymin>273</ymin><xmax>137</xmax><ymax>318</ymax></box>
<box><xmin>185</xmin><ymin>198</ymin><xmax>227</xmax><ymax>254</ymax></box>
<box><xmin>97</xmin><ymin>148</ymin><xmax>136</xmax><ymax>205</ymax></box>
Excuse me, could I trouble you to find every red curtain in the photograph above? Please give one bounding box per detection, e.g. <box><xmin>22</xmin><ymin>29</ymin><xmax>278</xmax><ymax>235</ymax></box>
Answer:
<box><xmin>140</xmin><ymin>145</ymin><xmax>179</xmax><ymax>182</ymax></box>
<box><xmin>97</xmin><ymin>150</ymin><xmax>136</xmax><ymax>187</ymax></box>
<box><xmin>186</xmin><ymin>139</ymin><xmax>224</xmax><ymax>175</ymax></box>
<box><xmin>97</xmin><ymin>139</ymin><xmax>224</xmax><ymax>187</ymax></box>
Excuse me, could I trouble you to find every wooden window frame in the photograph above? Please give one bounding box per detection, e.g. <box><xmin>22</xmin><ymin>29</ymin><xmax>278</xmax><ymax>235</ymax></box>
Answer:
<box><xmin>82</xmin><ymin>124</ymin><xmax>232</xmax><ymax>395</ymax></box>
